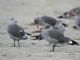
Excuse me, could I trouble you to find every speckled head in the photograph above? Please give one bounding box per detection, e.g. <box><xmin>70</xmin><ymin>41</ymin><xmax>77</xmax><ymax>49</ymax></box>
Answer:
<box><xmin>10</xmin><ymin>17</ymin><xmax>17</xmax><ymax>23</ymax></box>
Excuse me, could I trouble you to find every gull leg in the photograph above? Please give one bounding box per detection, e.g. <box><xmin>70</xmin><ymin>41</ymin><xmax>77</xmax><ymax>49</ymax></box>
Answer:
<box><xmin>18</xmin><ymin>40</ymin><xmax>20</xmax><ymax>47</ymax></box>
<box><xmin>14</xmin><ymin>39</ymin><xmax>16</xmax><ymax>47</ymax></box>
<box><xmin>52</xmin><ymin>44</ymin><xmax>55</xmax><ymax>51</ymax></box>
<box><xmin>37</xmin><ymin>24</ymin><xmax>40</xmax><ymax>30</ymax></box>
<box><xmin>50</xmin><ymin>44</ymin><xmax>56</xmax><ymax>52</ymax></box>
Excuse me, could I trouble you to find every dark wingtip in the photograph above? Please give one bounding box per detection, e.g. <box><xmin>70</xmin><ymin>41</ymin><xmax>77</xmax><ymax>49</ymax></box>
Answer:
<box><xmin>71</xmin><ymin>40</ymin><xmax>80</xmax><ymax>46</ymax></box>
<box><xmin>72</xmin><ymin>26</ymin><xmax>78</xmax><ymax>29</ymax></box>
<box><xmin>57</xmin><ymin>16</ymin><xmax>64</xmax><ymax>18</ymax></box>
<box><xmin>58</xmin><ymin>12</ymin><xmax>69</xmax><ymax>19</ymax></box>
<box><xmin>62</xmin><ymin>23</ymin><xmax>68</xmax><ymax>27</ymax></box>
<box><xmin>26</xmin><ymin>33</ymin><xmax>31</xmax><ymax>35</ymax></box>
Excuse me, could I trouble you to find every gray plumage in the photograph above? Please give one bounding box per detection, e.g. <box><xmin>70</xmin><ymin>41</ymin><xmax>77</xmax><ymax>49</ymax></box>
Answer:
<box><xmin>34</xmin><ymin>16</ymin><xmax>66</xmax><ymax>34</ymax></box>
<box><xmin>41</xmin><ymin>26</ymin><xmax>69</xmax><ymax>44</ymax></box>
<box><xmin>8</xmin><ymin>24</ymin><xmax>25</xmax><ymax>39</ymax></box>
<box><xmin>41</xmin><ymin>25</ymin><xmax>79</xmax><ymax>51</ymax></box>
<box><xmin>73</xmin><ymin>15</ymin><xmax>80</xmax><ymax>29</ymax></box>
<box><xmin>48</xmin><ymin>29</ymin><xmax>70</xmax><ymax>43</ymax></box>
<box><xmin>8</xmin><ymin>18</ymin><xmax>27</xmax><ymax>47</ymax></box>
<box><xmin>58</xmin><ymin>6</ymin><xmax>80</xmax><ymax>18</ymax></box>
<box><xmin>34</xmin><ymin>16</ymin><xmax>57</xmax><ymax>26</ymax></box>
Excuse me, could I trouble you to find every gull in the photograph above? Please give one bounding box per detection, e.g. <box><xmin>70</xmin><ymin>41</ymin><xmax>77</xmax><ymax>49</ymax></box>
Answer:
<box><xmin>72</xmin><ymin>15</ymin><xmax>80</xmax><ymax>29</ymax></box>
<box><xmin>58</xmin><ymin>6</ymin><xmax>80</xmax><ymax>18</ymax></box>
<box><xmin>41</xmin><ymin>25</ymin><xmax>79</xmax><ymax>51</ymax></box>
<box><xmin>7</xmin><ymin>18</ymin><xmax>31</xmax><ymax>47</ymax></box>
<box><xmin>34</xmin><ymin>16</ymin><xmax>67</xmax><ymax>31</ymax></box>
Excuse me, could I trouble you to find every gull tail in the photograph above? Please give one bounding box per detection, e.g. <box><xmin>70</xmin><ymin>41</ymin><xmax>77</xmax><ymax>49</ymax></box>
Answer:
<box><xmin>66</xmin><ymin>37</ymin><xmax>80</xmax><ymax>46</ymax></box>
<box><xmin>70</xmin><ymin>40</ymin><xmax>80</xmax><ymax>46</ymax></box>
<box><xmin>22</xmin><ymin>32</ymin><xmax>31</xmax><ymax>40</ymax></box>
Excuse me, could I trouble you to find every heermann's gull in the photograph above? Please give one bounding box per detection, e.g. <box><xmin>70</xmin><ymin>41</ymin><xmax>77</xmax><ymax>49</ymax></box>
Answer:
<box><xmin>32</xmin><ymin>16</ymin><xmax>67</xmax><ymax>40</ymax></box>
<box><xmin>32</xmin><ymin>21</ymin><xmax>66</xmax><ymax>40</ymax></box>
<box><xmin>41</xmin><ymin>25</ymin><xmax>79</xmax><ymax>51</ymax></box>
<box><xmin>57</xmin><ymin>7</ymin><xmax>80</xmax><ymax>29</ymax></box>
<box><xmin>34</xmin><ymin>16</ymin><xmax>67</xmax><ymax>31</ymax></box>
<box><xmin>7</xmin><ymin>18</ymin><xmax>31</xmax><ymax>47</ymax></box>
<box><xmin>58</xmin><ymin>6</ymin><xmax>80</xmax><ymax>18</ymax></box>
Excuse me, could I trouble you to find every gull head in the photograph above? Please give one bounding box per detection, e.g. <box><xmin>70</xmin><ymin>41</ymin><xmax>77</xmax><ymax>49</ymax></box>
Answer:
<box><xmin>8</xmin><ymin>17</ymin><xmax>17</xmax><ymax>25</ymax></box>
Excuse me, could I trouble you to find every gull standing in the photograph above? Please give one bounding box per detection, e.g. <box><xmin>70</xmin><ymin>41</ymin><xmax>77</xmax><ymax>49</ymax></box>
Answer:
<box><xmin>7</xmin><ymin>18</ymin><xmax>31</xmax><ymax>47</ymax></box>
<box><xmin>41</xmin><ymin>25</ymin><xmax>79</xmax><ymax>51</ymax></box>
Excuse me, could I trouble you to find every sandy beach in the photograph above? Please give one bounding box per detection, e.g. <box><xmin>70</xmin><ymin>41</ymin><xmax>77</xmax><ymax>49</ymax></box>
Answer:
<box><xmin>0</xmin><ymin>0</ymin><xmax>80</xmax><ymax>60</ymax></box>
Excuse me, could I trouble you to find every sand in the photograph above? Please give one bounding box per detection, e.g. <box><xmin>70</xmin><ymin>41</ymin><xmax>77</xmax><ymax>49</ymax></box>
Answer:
<box><xmin>0</xmin><ymin>0</ymin><xmax>80</xmax><ymax>60</ymax></box>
